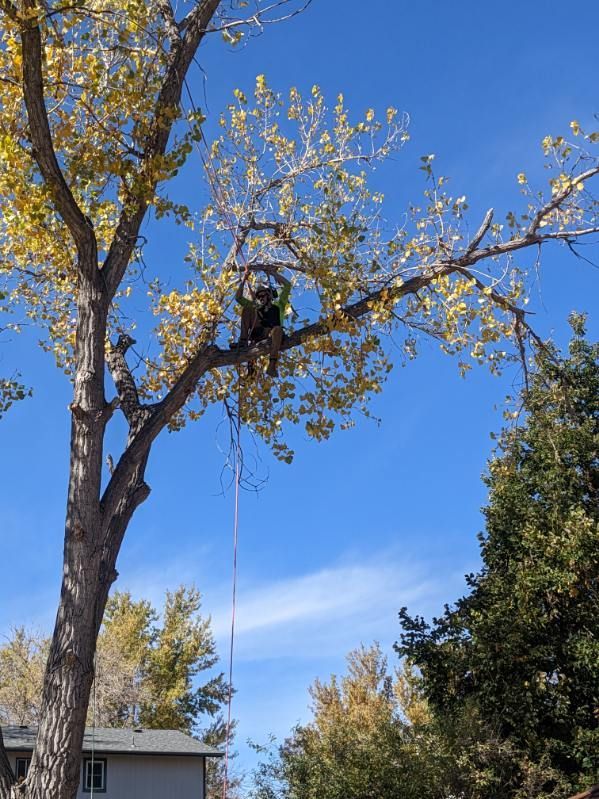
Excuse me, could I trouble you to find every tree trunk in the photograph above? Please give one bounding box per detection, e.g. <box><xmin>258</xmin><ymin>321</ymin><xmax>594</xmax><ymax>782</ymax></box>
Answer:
<box><xmin>3</xmin><ymin>273</ymin><xmax>120</xmax><ymax>799</ymax></box>
<box><xmin>20</xmin><ymin>547</ymin><xmax>114</xmax><ymax>799</ymax></box>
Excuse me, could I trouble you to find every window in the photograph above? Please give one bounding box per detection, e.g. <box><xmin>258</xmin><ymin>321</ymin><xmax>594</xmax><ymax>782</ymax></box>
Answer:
<box><xmin>15</xmin><ymin>758</ymin><xmax>30</xmax><ymax>782</ymax></box>
<box><xmin>82</xmin><ymin>758</ymin><xmax>107</xmax><ymax>793</ymax></box>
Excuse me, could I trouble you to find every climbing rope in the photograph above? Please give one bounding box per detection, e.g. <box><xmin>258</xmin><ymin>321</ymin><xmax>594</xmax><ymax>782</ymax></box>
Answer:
<box><xmin>186</xmin><ymin>77</ymin><xmax>255</xmax><ymax>798</ymax></box>
<box><xmin>221</xmin><ymin>385</ymin><xmax>242</xmax><ymax>799</ymax></box>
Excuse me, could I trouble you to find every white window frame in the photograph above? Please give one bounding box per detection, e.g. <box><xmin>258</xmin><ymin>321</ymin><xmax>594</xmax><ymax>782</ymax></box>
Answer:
<box><xmin>82</xmin><ymin>758</ymin><xmax>107</xmax><ymax>793</ymax></box>
<box><xmin>15</xmin><ymin>757</ymin><xmax>30</xmax><ymax>782</ymax></box>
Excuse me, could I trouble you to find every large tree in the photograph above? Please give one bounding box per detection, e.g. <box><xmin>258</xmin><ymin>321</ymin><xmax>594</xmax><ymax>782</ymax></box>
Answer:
<box><xmin>0</xmin><ymin>1</ymin><xmax>598</xmax><ymax>797</ymax></box>
<box><xmin>398</xmin><ymin>320</ymin><xmax>599</xmax><ymax>797</ymax></box>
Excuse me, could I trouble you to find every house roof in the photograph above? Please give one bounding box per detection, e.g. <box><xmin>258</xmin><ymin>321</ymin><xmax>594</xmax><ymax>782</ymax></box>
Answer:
<box><xmin>1</xmin><ymin>726</ymin><xmax>223</xmax><ymax>758</ymax></box>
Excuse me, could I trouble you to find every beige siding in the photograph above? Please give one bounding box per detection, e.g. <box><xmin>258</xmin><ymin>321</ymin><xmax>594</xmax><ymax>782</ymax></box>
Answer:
<box><xmin>8</xmin><ymin>751</ymin><xmax>205</xmax><ymax>799</ymax></box>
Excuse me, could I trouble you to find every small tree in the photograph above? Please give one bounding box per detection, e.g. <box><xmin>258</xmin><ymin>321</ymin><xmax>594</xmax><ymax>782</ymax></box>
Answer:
<box><xmin>398</xmin><ymin>318</ymin><xmax>599</xmax><ymax>797</ymax></box>
<box><xmin>0</xmin><ymin>1</ymin><xmax>598</xmax><ymax>797</ymax></box>
<box><xmin>251</xmin><ymin>645</ymin><xmax>409</xmax><ymax>799</ymax></box>
<box><xmin>0</xmin><ymin>629</ymin><xmax>47</xmax><ymax>726</ymax></box>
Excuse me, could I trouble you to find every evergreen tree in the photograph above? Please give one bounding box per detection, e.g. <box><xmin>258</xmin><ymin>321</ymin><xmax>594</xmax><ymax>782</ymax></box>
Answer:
<box><xmin>398</xmin><ymin>317</ymin><xmax>599</xmax><ymax>797</ymax></box>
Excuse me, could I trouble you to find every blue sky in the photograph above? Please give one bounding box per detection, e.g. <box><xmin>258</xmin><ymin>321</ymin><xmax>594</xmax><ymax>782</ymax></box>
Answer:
<box><xmin>1</xmin><ymin>0</ymin><xmax>599</xmax><ymax>783</ymax></box>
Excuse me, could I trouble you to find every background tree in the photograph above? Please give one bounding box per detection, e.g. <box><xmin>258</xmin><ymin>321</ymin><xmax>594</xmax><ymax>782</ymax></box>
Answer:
<box><xmin>0</xmin><ymin>1</ymin><xmax>598</xmax><ymax>797</ymax></box>
<box><xmin>0</xmin><ymin>588</ymin><xmax>235</xmax><ymax>796</ymax></box>
<box><xmin>0</xmin><ymin>629</ymin><xmax>47</xmax><ymax>726</ymax></box>
<box><xmin>250</xmin><ymin>644</ymin><xmax>412</xmax><ymax>799</ymax></box>
<box><xmin>248</xmin><ymin>645</ymin><xmax>515</xmax><ymax>799</ymax></box>
<box><xmin>398</xmin><ymin>318</ymin><xmax>599</xmax><ymax>798</ymax></box>
<box><xmin>95</xmin><ymin>587</ymin><xmax>235</xmax><ymax>798</ymax></box>
<box><xmin>91</xmin><ymin>592</ymin><xmax>156</xmax><ymax>728</ymax></box>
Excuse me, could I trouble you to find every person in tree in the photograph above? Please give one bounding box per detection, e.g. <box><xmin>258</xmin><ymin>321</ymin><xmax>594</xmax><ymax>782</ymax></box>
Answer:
<box><xmin>234</xmin><ymin>268</ymin><xmax>291</xmax><ymax>377</ymax></box>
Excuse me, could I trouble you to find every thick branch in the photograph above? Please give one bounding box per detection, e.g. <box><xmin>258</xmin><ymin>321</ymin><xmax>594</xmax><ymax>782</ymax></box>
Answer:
<box><xmin>99</xmin><ymin>169</ymin><xmax>599</xmax><ymax>526</ymax></box>
<box><xmin>102</xmin><ymin>0</ymin><xmax>221</xmax><ymax>298</ymax></box>
<box><xmin>459</xmin><ymin>224</ymin><xmax>599</xmax><ymax>265</ymax></box>
<box><xmin>105</xmin><ymin>334</ymin><xmax>144</xmax><ymax>426</ymax></box>
<box><xmin>20</xmin><ymin>0</ymin><xmax>97</xmax><ymax>264</ymax></box>
<box><xmin>99</xmin><ymin>263</ymin><xmax>450</xmax><ymax>522</ymax></box>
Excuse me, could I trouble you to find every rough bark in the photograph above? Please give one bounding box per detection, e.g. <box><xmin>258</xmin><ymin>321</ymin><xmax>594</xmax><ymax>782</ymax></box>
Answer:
<box><xmin>0</xmin><ymin>730</ymin><xmax>14</xmax><ymax>797</ymax></box>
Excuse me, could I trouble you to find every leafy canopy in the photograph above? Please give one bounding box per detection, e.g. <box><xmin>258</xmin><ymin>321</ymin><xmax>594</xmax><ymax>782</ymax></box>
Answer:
<box><xmin>1</xmin><ymin>3</ymin><xmax>599</xmax><ymax>456</ymax></box>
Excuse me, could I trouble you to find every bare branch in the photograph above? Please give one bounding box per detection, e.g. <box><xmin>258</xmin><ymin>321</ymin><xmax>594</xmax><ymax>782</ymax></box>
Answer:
<box><xmin>527</xmin><ymin>164</ymin><xmax>599</xmax><ymax>235</ymax></box>
<box><xmin>206</xmin><ymin>0</ymin><xmax>313</xmax><ymax>34</ymax></box>
<box><xmin>466</xmin><ymin>208</ymin><xmax>494</xmax><ymax>254</ymax></box>
<box><xmin>105</xmin><ymin>334</ymin><xmax>146</xmax><ymax>426</ymax></box>
<box><xmin>460</xmin><ymin>223</ymin><xmax>599</xmax><ymax>266</ymax></box>
<box><xmin>535</xmin><ymin>226</ymin><xmax>599</xmax><ymax>241</ymax></box>
<box><xmin>20</xmin><ymin>0</ymin><xmax>97</xmax><ymax>267</ymax></box>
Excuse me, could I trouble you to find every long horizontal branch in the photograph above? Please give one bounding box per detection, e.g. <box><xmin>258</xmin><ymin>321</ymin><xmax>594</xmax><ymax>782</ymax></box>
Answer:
<box><xmin>100</xmin><ymin>164</ymin><xmax>599</xmax><ymax>523</ymax></box>
<box><xmin>98</xmin><ymin>262</ymin><xmax>455</xmax><ymax>520</ymax></box>
<box><xmin>458</xmin><ymin>224</ymin><xmax>599</xmax><ymax>266</ymax></box>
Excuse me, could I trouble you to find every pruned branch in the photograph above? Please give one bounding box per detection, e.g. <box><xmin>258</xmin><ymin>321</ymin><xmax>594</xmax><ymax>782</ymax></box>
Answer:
<box><xmin>102</xmin><ymin>0</ymin><xmax>222</xmax><ymax>298</ymax></box>
<box><xmin>105</xmin><ymin>334</ymin><xmax>146</xmax><ymax>428</ymax></box>
<box><xmin>466</xmin><ymin>208</ymin><xmax>494</xmax><ymax>255</ymax></box>
<box><xmin>20</xmin><ymin>0</ymin><xmax>97</xmax><ymax>267</ymax></box>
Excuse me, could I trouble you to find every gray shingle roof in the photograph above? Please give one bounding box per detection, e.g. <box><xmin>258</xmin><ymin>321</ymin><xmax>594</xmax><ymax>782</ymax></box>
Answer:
<box><xmin>1</xmin><ymin>726</ymin><xmax>223</xmax><ymax>757</ymax></box>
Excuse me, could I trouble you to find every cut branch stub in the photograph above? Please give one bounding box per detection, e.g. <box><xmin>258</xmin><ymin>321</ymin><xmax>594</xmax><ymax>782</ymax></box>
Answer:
<box><xmin>105</xmin><ymin>335</ymin><xmax>150</xmax><ymax>433</ymax></box>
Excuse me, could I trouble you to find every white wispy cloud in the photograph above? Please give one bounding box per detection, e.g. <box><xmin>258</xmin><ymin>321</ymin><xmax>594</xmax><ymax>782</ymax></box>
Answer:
<box><xmin>210</xmin><ymin>552</ymin><xmax>442</xmax><ymax>661</ymax></box>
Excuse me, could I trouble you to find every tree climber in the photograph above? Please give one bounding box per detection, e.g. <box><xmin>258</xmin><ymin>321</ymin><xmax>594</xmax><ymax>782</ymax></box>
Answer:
<box><xmin>233</xmin><ymin>268</ymin><xmax>292</xmax><ymax>378</ymax></box>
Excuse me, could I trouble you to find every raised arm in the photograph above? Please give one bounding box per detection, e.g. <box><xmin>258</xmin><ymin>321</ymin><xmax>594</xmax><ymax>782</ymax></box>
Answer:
<box><xmin>235</xmin><ymin>273</ymin><xmax>254</xmax><ymax>306</ymax></box>
<box><xmin>271</xmin><ymin>269</ymin><xmax>291</xmax><ymax>312</ymax></box>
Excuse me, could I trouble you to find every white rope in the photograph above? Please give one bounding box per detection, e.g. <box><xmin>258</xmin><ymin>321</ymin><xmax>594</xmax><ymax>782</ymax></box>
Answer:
<box><xmin>90</xmin><ymin>653</ymin><xmax>96</xmax><ymax>798</ymax></box>
<box><xmin>222</xmin><ymin>398</ymin><xmax>242</xmax><ymax>799</ymax></box>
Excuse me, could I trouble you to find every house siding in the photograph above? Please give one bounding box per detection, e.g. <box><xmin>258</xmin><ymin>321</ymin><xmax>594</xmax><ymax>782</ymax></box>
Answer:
<box><xmin>8</xmin><ymin>752</ymin><xmax>205</xmax><ymax>799</ymax></box>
